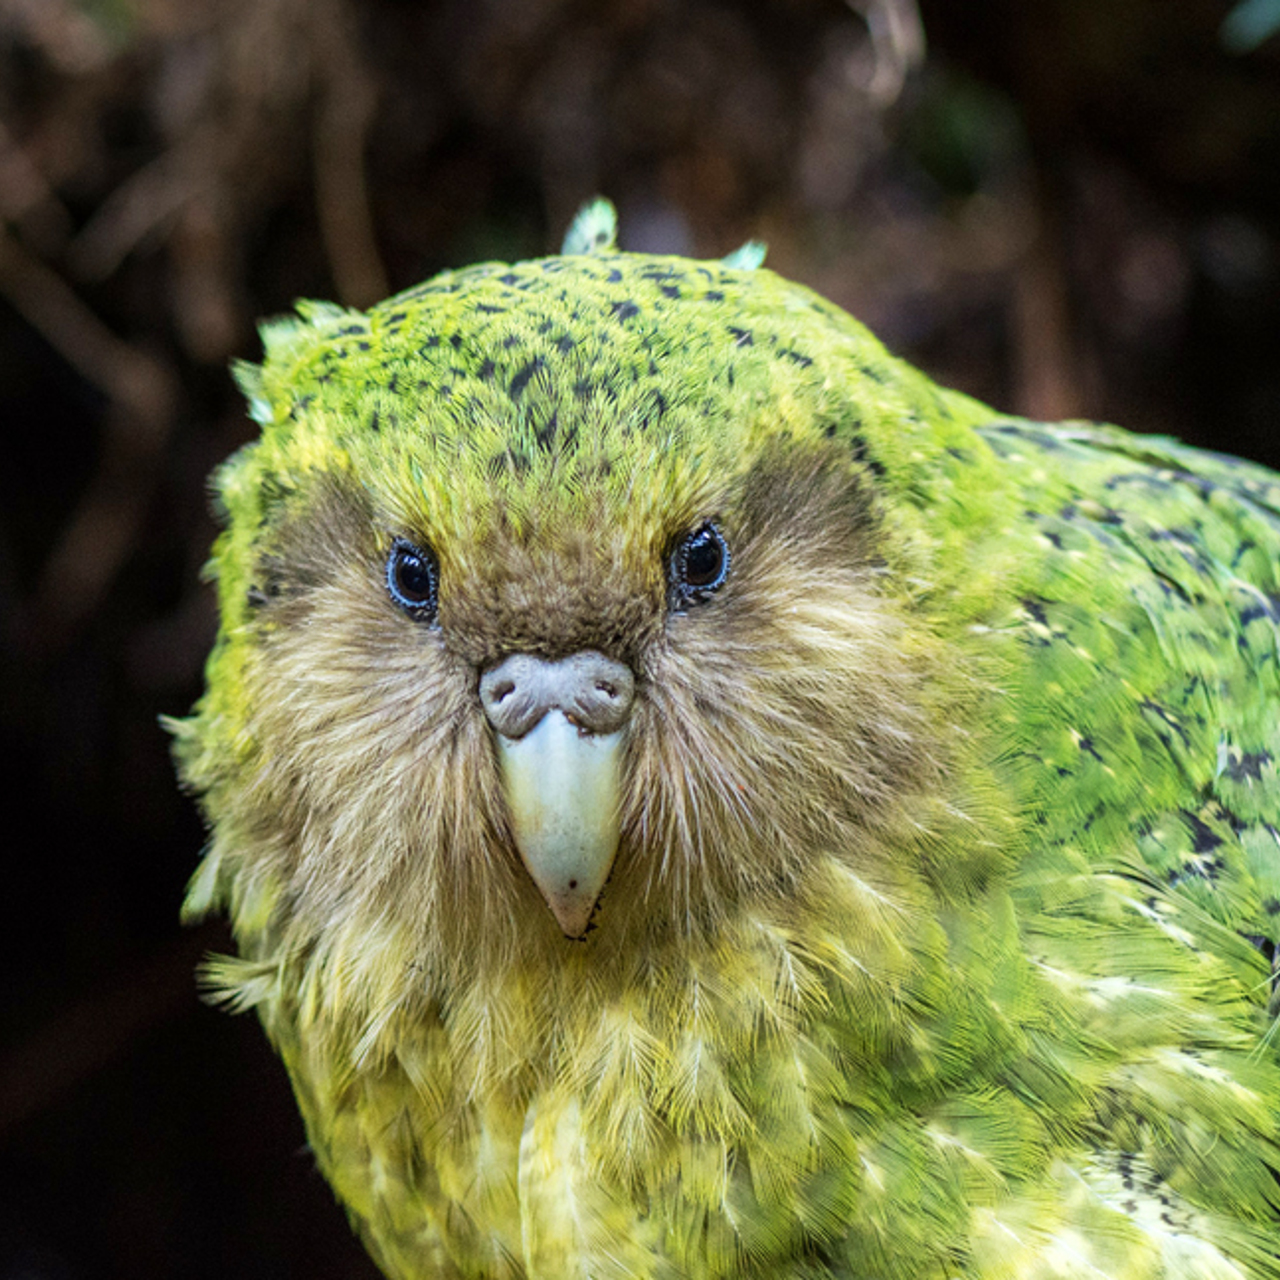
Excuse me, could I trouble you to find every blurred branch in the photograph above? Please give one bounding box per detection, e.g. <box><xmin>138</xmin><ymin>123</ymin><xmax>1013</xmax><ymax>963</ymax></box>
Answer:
<box><xmin>0</xmin><ymin>119</ymin><xmax>75</xmax><ymax>253</ymax></box>
<box><xmin>66</xmin><ymin>143</ymin><xmax>209</xmax><ymax>282</ymax></box>
<box><xmin>312</xmin><ymin>0</ymin><xmax>388</xmax><ymax>308</ymax></box>
<box><xmin>63</xmin><ymin>0</ymin><xmax>387</xmax><ymax>329</ymax></box>
<box><xmin>1011</xmin><ymin>212</ymin><xmax>1082</xmax><ymax>421</ymax></box>
<box><xmin>846</xmin><ymin>0</ymin><xmax>926</xmax><ymax>106</ymax></box>
<box><xmin>0</xmin><ymin>0</ymin><xmax>116</xmax><ymax>75</ymax></box>
<box><xmin>0</xmin><ymin>228</ymin><xmax>178</xmax><ymax>639</ymax></box>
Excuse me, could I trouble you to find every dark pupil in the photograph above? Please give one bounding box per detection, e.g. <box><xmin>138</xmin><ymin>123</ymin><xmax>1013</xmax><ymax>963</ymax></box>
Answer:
<box><xmin>683</xmin><ymin>530</ymin><xmax>723</xmax><ymax>586</ymax></box>
<box><xmin>395</xmin><ymin>552</ymin><xmax>433</xmax><ymax>602</ymax></box>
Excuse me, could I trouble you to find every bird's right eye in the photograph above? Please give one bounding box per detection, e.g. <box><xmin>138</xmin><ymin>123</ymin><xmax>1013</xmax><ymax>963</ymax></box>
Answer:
<box><xmin>386</xmin><ymin>539</ymin><xmax>439</xmax><ymax>622</ymax></box>
<box><xmin>669</xmin><ymin>521</ymin><xmax>731</xmax><ymax>607</ymax></box>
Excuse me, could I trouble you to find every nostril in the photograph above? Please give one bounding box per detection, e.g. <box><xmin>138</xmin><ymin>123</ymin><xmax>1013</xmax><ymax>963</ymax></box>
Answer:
<box><xmin>480</xmin><ymin>650</ymin><xmax>634</xmax><ymax>737</ymax></box>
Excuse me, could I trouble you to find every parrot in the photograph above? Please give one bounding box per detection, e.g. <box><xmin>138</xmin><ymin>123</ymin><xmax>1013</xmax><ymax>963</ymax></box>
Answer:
<box><xmin>173</xmin><ymin>197</ymin><xmax>1280</xmax><ymax>1280</ymax></box>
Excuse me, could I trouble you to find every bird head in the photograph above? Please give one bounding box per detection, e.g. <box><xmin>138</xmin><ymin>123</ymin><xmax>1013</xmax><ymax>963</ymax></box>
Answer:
<box><xmin>182</xmin><ymin>221</ymin><xmax>989</xmax><ymax>995</ymax></box>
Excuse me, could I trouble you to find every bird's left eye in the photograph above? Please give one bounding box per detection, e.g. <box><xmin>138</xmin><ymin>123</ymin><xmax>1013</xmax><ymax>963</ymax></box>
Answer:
<box><xmin>670</xmin><ymin>522</ymin><xmax>731</xmax><ymax>605</ymax></box>
<box><xmin>386</xmin><ymin>539</ymin><xmax>439</xmax><ymax>621</ymax></box>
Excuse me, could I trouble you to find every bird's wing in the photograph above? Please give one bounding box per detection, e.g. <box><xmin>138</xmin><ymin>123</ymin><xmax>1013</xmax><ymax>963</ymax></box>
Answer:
<box><xmin>970</xmin><ymin>417</ymin><xmax>1280</xmax><ymax>977</ymax></box>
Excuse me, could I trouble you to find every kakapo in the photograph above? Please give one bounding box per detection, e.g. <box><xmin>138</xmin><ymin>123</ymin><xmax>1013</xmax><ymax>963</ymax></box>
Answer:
<box><xmin>174</xmin><ymin>200</ymin><xmax>1280</xmax><ymax>1280</ymax></box>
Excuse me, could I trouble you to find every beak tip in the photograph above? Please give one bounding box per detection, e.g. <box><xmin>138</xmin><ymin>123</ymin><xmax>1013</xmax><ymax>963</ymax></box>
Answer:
<box><xmin>546</xmin><ymin>890</ymin><xmax>601</xmax><ymax>940</ymax></box>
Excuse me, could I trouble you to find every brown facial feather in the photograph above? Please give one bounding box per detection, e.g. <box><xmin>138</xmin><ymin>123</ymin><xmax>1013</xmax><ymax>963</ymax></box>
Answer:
<box><xmin>616</xmin><ymin>440</ymin><xmax>941</xmax><ymax>926</ymax></box>
<box><xmin>439</xmin><ymin>525</ymin><xmax>663</xmax><ymax>672</ymax></box>
<box><xmin>225</xmin><ymin>433</ymin><xmax>952</xmax><ymax>1000</ymax></box>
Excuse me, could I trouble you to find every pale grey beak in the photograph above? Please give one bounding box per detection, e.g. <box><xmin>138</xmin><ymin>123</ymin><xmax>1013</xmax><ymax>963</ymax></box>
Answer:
<box><xmin>479</xmin><ymin>652</ymin><xmax>634</xmax><ymax>938</ymax></box>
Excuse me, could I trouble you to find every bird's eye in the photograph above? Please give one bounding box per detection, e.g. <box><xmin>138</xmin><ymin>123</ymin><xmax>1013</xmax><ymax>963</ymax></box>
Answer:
<box><xmin>386</xmin><ymin>539</ymin><xmax>439</xmax><ymax>621</ymax></box>
<box><xmin>670</xmin><ymin>522</ymin><xmax>730</xmax><ymax>605</ymax></box>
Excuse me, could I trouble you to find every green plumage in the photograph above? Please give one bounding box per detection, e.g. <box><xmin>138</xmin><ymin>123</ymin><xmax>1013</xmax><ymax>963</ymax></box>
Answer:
<box><xmin>176</xmin><ymin>201</ymin><xmax>1280</xmax><ymax>1280</ymax></box>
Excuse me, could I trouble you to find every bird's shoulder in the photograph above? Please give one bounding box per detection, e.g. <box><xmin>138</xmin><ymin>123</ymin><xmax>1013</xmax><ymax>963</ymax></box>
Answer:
<box><xmin>931</xmin><ymin>415</ymin><xmax>1280</xmax><ymax>965</ymax></box>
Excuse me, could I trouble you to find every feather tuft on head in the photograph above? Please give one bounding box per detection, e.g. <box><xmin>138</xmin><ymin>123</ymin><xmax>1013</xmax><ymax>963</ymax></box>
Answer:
<box><xmin>561</xmin><ymin>197</ymin><xmax>619</xmax><ymax>255</ymax></box>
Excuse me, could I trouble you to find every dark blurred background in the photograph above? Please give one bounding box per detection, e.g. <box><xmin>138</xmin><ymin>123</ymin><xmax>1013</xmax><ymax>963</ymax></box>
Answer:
<box><xmin>1</xmin><ymin>0</ymin><xmax>1278</xmax><ymax>1275</ymax></box>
